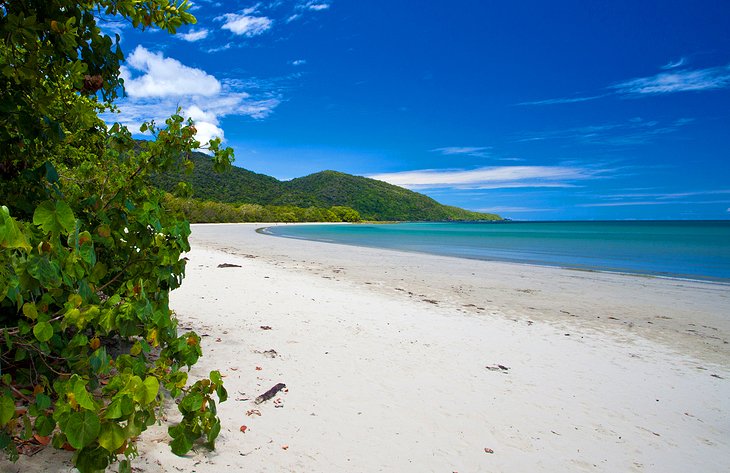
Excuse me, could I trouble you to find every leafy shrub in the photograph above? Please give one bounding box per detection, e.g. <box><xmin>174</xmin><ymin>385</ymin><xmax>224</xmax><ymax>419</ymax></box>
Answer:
<box><xmin>1</xmin><ymin>2</ymin><xmax>229</xmax><ymax>471</ymax></box>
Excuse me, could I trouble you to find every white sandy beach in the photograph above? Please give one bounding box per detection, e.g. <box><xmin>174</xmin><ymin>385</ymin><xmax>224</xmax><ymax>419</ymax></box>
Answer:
<box><xmin>4</xmin><ymin>223</ymin><xmax>729</xmax><ymax>472</ymax></box>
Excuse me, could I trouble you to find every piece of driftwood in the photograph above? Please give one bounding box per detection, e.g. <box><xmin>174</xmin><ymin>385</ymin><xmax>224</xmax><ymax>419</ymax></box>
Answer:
<box><xmin>217</xmin><ymin>263</ymin><xmax>242</xmax><ymax>268</ymax></box>
<box><xmin>254</xmin><ymin>383</ymin><xmax>286</xmax><ymax>404</ymax></box>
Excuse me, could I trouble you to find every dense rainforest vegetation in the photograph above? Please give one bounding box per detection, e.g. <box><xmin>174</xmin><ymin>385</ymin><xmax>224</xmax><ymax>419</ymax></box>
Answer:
<box><xmin>154</xmin><ymin>153</ymin><xmax>502</xmax><ymax>222</ymax></box>
<box><xmin>0</xmin><ymin>2</ymin><xmax>226</xmax><ymax>472</ymax></box>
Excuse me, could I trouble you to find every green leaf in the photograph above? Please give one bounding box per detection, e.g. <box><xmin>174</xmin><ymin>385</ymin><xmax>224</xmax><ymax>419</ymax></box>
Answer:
<box><xmin>98</xmin><ymin>422</ymin><xmax>126</xmax><ymax>452</ymax></box>
<box><xmin>33</xmin><ymin>321</ymin><xmax>54</xmax><ymax>342</ymax></box>
<box><xmin>141</xmin><ymin>376</ymin><xmax>159</xmax><ymax>405</ymax></box>
<box><xmin>89</xmin><ymin>347</ymin><xmax>110</xmax><ymax>374</ymax></box>
<box><xmin>78</xmin><ymin>231</ymin><xmax>96</xmax><ymax>265</ymax></box>
<box><xmin>41</xmin><ymin>161</ymin><xmax>59</xmax><ymax>183</ymax></box>
<box><xmin>71</xmin><ymin>377</ymin><xmax>97</xmax><ymax>411</ymax></box>
<box><xmin>170</xmin><ymin>433</ymin><xmax>193</xmax><ymax>456</ymax></box>
<box><xmin>27</xmin><ymin>255</ymin><xmax>62</xmax><ymax>287</ymax></box>
<box><xmin>34</xmin><ymin>415</ymin><xmax>55</xmax><ymax>436</ymax></box>
<box><xmin>0</xmin><ymin>208</ymin><xmax>31</xmax><ymax>251</ymax></box>
<box><xmin>22</xmin><ymin>302</ymin><xmax>38</xmax><ymax>320</ymax></box>
<box><xmin>216</xmin><ymin>385</ymin><xmax>228</xmax><ymax>403</ymax></box>
<box><xmin>33</xmin><ymin>200</ymin><xmax>75</xmax><ymax>234</ymax></box>
<box><xmin>35</xmin><ymin>393</ymin><xmax>51</xmax><ymax>410</ymax></box>
<box><xmin>21</xmin><ymin>414</ymin><xmax>33</xmax><ymax>440</ymax></box>
<box><xmin>64</xmin><ymin>410</ymin><xmax>100</xmax><ymax>449</ymax></box>
<box><xmin>104</xmin><ymin>395</ymin><xmax>133</xmax><ymax>420</ymax></box>
<box><xmin>74</xmin><ymin>445</ymin><xmax>109</xmax><ymax>473</ymax></box>
<box><xmin>207</xmin><ymin>419</ymin><xmax>221</xmax><ymax>447</ymax></box>
<box><xmin>180</xmin><ymin>393</ymin><xmax>203</xmax><ymax>413</ymax></box>
<box><xmin>0</xmin><ymin>394</ymin><xmax>15</xmax><ymax>426</ymax></box>
<box><xmin>209</xmin><ymin>370</ymin><xmax>222</xmax><ymax>386</ymax></box>
<box><xmin>119</xmin><ymin>460</ymin><xmax>132</xmax><ymax>473</ymax></box>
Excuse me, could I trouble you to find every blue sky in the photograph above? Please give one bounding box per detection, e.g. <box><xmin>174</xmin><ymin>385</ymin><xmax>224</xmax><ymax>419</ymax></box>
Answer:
<box><xmin>106</xmin><ymin>0</ymin><xmax>730</xmax><ymax>220</ymax></box>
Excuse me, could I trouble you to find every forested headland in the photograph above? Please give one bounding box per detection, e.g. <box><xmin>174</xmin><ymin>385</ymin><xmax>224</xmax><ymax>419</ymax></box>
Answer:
<box><xmin>154</xmin><ymin>152</ymin><xmax>502</xmax><ymax>222</ymax></box>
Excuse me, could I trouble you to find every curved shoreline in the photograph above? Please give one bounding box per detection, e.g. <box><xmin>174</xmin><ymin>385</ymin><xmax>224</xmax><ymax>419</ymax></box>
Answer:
<box><xmin>193</xmin><ymin>223</ymin><xmax>730</xmax><ymax>366</ymax></box>
<box><xmin>258</xmin><ymin>222</ymin><xmax>730</xmax><ymax>286</ymax></box>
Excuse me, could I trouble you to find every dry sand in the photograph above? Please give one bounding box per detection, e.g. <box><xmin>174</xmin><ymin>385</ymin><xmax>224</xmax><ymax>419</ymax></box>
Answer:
<box><xmin>5</xmin><ymin>223</ymin><xmax>729</xmax><ymax>472</ymax></box>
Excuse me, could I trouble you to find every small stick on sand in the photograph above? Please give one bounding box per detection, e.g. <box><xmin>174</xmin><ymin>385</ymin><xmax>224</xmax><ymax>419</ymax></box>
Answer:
<box><xmin>254</xmin><ymin>383</ymin><xmax>286</xmax><ymax>404</ymax></box>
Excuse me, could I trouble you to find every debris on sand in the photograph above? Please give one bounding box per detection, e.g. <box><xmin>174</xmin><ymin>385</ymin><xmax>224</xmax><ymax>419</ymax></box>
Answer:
<box><xmin>255</xmin><ymin>383</ymin><xmax>287</xmax><ymax>404</ymax></box>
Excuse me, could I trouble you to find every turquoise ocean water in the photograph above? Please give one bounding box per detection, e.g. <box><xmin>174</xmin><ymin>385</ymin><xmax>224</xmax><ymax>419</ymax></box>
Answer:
<box><xmin>263</xmin><ymin>221</ymin><xmax>730</xmax><ymax>283</ymax></box>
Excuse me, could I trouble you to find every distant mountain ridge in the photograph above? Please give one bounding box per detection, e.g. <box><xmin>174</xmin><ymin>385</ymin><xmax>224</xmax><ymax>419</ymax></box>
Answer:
<box><xmin>153</xmin><ymin>153</ymin><xmax>501</xmax><ymax>221</ymax></box>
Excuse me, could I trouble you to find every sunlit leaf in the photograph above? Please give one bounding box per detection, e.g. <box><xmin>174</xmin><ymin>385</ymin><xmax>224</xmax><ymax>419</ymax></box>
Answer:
<box><xmin>98</xmin><ymin>422</ymin><xmax>126</xmax><ymax>452</ymax></box>
<box><xmin>33</xmin><ymin>321</ymin><xmax>54</xmax><ymax>342</ymax></box>
<box><xmin>64</xmin><ymin>410</ymin><xmax>100</xmax><ymax>449</ymax></box>
<box><xmin>0</xmin><ymin>395</ymin><xmax>14</xmax><ymax>426</ymax></box>
<box><xmin>33</xmin><ymin>200</ymin><xmax>75</xmax><ymax>234</ymax></box>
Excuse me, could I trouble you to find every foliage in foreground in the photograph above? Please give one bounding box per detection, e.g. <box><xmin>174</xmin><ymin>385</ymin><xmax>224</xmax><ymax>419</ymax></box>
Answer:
<box><xmin>1</xmin><ymin>1</ymin><xmax>227</xmax><ymax>471</ymax></box>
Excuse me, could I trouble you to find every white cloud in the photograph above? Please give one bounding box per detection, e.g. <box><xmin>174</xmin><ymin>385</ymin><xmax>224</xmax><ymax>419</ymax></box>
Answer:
<box><xmin>661</xmin><ymin>57</ymin><xmax>687</xmax><ymax>70</ymax></box>
<box><xmin>431</xmin><ymin>146</ymin><xmax>491</xmax><ymax>157</ymax></box>
<box><xmin>579</xmin><ymin>200</ymin><xmax>730</xmax><ymax>207</ymax></box>
<box><xmin>600</xmin><ymin>189</ymin><xmax>730</xmax><ymax>200</ymax></box>
<box><xmin>218</xmin><ymin>12</ymin><xmax>273</xmax><ymax>36</ymax></box>
<box><xmin>369</xmin><ymin>165</ymin><xmax>601</xmax><ymax>190</ymax></box>
<box><xmin>476</xmin><ymin>206</ymin><xmax>555</xmax><ymax>213</ymax></box>
<box><xmin>518</xmin><ymin>94</ymin><xmax>607</xmax><ymax>106</ymax></box>
<box><xmin>122</xmin><ymin>45</ymin><xmax>221</xmax><ymax>97</ymax></box>
<box><xmin>512</xmin><ymin>117</ymin><xmax>694</xmax><ymax>146</ymax></box>
<box><xmin>522</xmin><ymin>61</ymin><xmax>730</xmax><ymax>105</ymax></box>
<box><xmin>178</xmin><ymin>28</ymin><xmax>209</xmax><ymax>42</ymax></box>
<box><xmin>578</xmin><ymin>201</ymin><xmax>675</xmax><ymax>207</ymax></box>
<box><xmin>290</xmin><ymin>59</ymin><xmax>307</xmax><ymax>66</ymax></box>
<box><xmin>111</xmin><ymin>46</ymin><xmax>280</xmax><ymax>148</ymax></box>
<box><xmin>185</xmin><ymin>105</ymin><xmax>225</xmax><ymax>145</ymax></box>
<box><xmin>306</xmin><ymin>3</ymin><xmax>330</xmax><ymax>11</ymax></box>
<box><xmin>206</xmin><ymin>43</ymin><xmax>232</xmax><ymax>53</ymax></box>
<box><xmin>612</xmin><ymin>64</ymin><xmax>730</xmax><ymax>95</ymax></box>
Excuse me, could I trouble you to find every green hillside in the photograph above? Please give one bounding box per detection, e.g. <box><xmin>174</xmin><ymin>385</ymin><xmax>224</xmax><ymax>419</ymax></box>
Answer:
<box><xmin>152</xmin><ymin>152</ymin><xmax>282</xmax><ymax>203</ymax></box>
<box><xmin>153</xmin><ymin>153</ymin><xmax>501</xmax><ymax>221</ymax></box>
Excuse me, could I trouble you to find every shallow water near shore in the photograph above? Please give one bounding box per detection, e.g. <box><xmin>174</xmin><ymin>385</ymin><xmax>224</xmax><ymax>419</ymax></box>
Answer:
<box><xmin>264</xmin><ymin>220</ymin><xmax>730</xmax><ymax>283</ymax></box>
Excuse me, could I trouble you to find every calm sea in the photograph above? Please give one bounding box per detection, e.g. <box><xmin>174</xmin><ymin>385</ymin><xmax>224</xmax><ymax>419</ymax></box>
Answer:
<box><xmin>263</xmin><ymin>221</ymin><xmax>730</xmax><ymax>283</ymax></box>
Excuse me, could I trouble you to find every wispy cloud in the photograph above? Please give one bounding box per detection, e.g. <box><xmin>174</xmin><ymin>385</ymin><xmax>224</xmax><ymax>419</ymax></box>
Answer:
<box><xmin>579</xmin><ymin>200</ymin><xmax>730</xmax><ymax>207</ymax></box>
<box><xmin>476</xmin><ymin>206</ymin><xmax>556</xmax><ymax>213</ymax></box>
<box><xmin>299</xmin><ymin>1</ymin><xmax>331</xmax><ymax>11</ymax></box>
<box><xmin>112</xmin><ymin>46</ymin><xmax>280</xmax><ymax>147</ymax></box>
<box><xmin>599</xmin><ymin>189</ymin><xmax>730</xmax><ymax>200</ymax></box>
<box><xmin>287</xmin><ymin>1</ymin><xmax>331</xmax><ymax>21</ymax></box>
<box><xmin>522</xmin><ymin>61</ymin><xmax>730</xmax><ymax>105</ymax></box>
<box><xmin>206</xmin><ymin>42</ymin><xmax>232</xmax><ymax>53</ymax></box>
<box><xmin>612</xmin><ymin>64</ymin><xmax>730</xmax><ymax>95</ymax></box>
<box><xmin>305</xmin><ymin>3</ymin><xmax>330</xmax><ymax>11</ymax></box>
<box><xmin>431</xmin><ymin>146</ymin><xmax>492</xmax><ymax>157</ymax></box>
<box><xmin>369</xmin><ymin>165</ymin><xmax>605</xmax><ymax>190</ymax></box>
<box><xmin>661</xmin><ymin>57</ymin><xmax>687</xmax><ymax>70</ymax></box>
<box><xmin>513</xmin><ymin>117</ymin><xmax>693</xmax><ymax>146</ymax></box>
<box><xmin>579</xmin><ymin>201</ymin><xmax>677</xmax><ymax>207</ymax></box>
<box><xmin>517</xmin><ymin>94</ymin><xmax>608</xmax><ymax>106</ymax></box>
<box><xmin>178</xmin><ymin>28</ymin><xmax>210</xmax><ymax>42</ymax></box>
<box><xmin>290</xmin><ymin>59</ymin><xmax>307</xmax><ymax>66</ymax></box>
<box><xmin>217</xmin><ymin>12</ymin><xmax>273</xmax><ymax>37</ymax></box>
<box><xmin>579</xmin><ymin>189</ymin><xmax>730</xmax><ymax>208</ymax></box>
